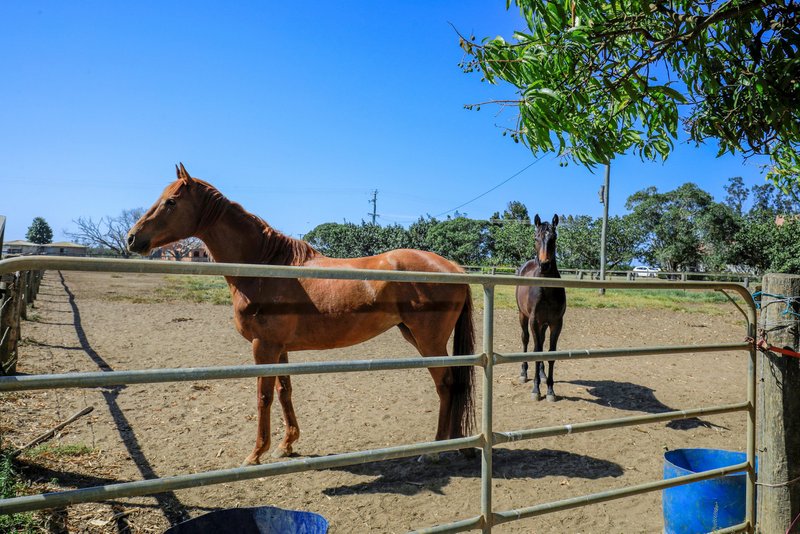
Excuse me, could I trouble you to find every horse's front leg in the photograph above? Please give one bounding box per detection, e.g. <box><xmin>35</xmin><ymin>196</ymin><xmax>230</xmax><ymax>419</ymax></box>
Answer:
<box><xmin>519</xmin><ymin>311</ymin><xmax>530</xmax><ymax>383</ymax></box>
<box><xmin>531</xmin><ymin>320</ymin><xmax>546</xmax><ymax>401</ymax></box>
<box><xmin>545</xmin><ymin>319</ymin><xmax>564</xmax><ymax>402</ymax></box>
<box><xmin>243</xmin><ymin>339</ymin><xmax>282</xmax><ymax>465</ymax></box>
<box><xmin>272</xmin><ymin>351</ymin><xmax>300</xmax><ymax>458</ymax></box>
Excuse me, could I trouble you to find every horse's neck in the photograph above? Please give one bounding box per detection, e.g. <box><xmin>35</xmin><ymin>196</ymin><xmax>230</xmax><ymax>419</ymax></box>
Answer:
<box><xmin>198</xmin><ymin>206</ymin><xmax>317</xmax><ymax>265</ymax></box>
<box><xmin>532</xmin><ymin>257</ymin><xmax>560</xmax><ymax>278</ymax></box>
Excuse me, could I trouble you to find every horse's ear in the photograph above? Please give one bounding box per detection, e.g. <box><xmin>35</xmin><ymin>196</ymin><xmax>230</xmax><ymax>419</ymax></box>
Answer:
<box><xmin>177</xmin><ymin>162</ymin><xmax>194</xmax><ymax>185</ymax></box>
<box><xmin>552</xmin><ymin>214</ymin><xmax>559</xmax><ymax>227</ymax></box>
<box><xmin>534</xmin><ymin>214</ymin><xmax>541</xmax><ymax>227</ymax></box>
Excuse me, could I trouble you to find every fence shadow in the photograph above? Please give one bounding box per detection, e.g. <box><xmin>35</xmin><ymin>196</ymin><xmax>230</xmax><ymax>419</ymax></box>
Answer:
<box><xmin>567</xmin><ymin>379</ymin><xmax>724</xmax><ymax>431</ymax></box>
<box><xmin>57</xmin><ymin>271</ymin><xmax>191</xmax><ymax>525</ymax></box>
<box><xmin>322</xmin><ymin>447</ymin><xmax>624</xmax><ymax>496</ymax></box>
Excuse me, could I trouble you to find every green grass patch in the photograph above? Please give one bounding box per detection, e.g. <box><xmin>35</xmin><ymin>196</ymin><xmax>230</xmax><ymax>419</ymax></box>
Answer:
<box><xmin>107</xmin><ymin>275</ymin><xmax>232</xmax><ymax>305</ymax></box>
<box><xmin>471</xmin><ymin>284</ymin><xmax>743</xmax><ymax>314</ymax></box>
<box><xmin>0</xmin><ymin>441</ymin><xmax>39</xmax><ymax>532</ymax></box>
<box><xmin>25</xmin><ymin>442</ymin><xmax>93</xmax><ymax>459</ymax></box>
<box><xmin>158</xmin><ymin>275</ymin><xmax>232</xmax><ymax>305</ymax></box>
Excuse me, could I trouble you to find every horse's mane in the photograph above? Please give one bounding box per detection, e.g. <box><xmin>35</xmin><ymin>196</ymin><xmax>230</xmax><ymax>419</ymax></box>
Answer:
<box><xmin>187</xmin><ymin>179</ymin><xmax>320</xmax><ymax>266</ymax></box>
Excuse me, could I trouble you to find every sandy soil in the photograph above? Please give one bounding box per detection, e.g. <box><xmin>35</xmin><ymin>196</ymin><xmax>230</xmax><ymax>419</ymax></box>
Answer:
<box><xmin>1</xmin><ymin>270</ymin><xmax>751</xmax><ymax>533</ymax></box>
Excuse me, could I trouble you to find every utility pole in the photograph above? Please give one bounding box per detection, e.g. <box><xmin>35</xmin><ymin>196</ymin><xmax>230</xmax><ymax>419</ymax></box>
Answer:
<box><xmin>368</xmin><ymin>190</ymin><xmax>378</xmax><ymax>224</ymax></box>
<box><xmin>599</xmin><ymin>163</ymin><xmax>610</xmax><ymax>295</ymax></box>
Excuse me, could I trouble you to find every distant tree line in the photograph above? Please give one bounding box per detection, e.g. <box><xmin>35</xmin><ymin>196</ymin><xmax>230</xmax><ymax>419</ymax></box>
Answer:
<box><xmin>304</xmin><ymin>177</ymin><xmax>800</xmax><ymax>275</ymax></box>
<box><xmin>65</xmin><ymin>177</ymin><xmax>800</xmax><ymax>275</ymax></box>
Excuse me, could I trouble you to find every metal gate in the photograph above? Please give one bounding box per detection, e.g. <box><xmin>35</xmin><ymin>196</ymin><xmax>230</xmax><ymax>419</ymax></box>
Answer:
<box><xmin>0</xmin><ymin>256</ymin><xmax>757</xmax><ymax>533</ymax></box>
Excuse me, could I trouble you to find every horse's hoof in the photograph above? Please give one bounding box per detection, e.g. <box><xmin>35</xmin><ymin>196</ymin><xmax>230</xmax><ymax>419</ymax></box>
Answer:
<box><xmin>242</xmin><ymin>455</ymin><xmax>260</xmax><ymax>466</ymax></box>
<box><xmin>418</xmin><ymin>452</ymin><xmax>440</xmax><ymax>464</ymax></box>
<box><xmin>518</xmin><ymin>375</ymin><xmax>528</xmax><ymax>384</ymax></box>
<box><xmin>460</xmin><ymin>447</ymin><xmax>477</xmax><ymax>459</ymax></box>
<box><xmin>546</xmin><ymin>394</ymin><xmax>557</xmax><ymax>402</ymax></box>
<box><xmin>271</xmin><ymin>446</ymin><xmax>291</xmax><ymax>459</ymax></box>
<box><xmin>532</xmin><ymin>392</ymin><xmax>543</xmax><ymax>401</ymax></box>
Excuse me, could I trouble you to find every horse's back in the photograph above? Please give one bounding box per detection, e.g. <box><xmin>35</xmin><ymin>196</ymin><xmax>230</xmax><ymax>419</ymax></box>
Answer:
<box><xmin>309</xmin><ymin>248</ymin><xmax>463</xmax><ymax>274</ymax></box>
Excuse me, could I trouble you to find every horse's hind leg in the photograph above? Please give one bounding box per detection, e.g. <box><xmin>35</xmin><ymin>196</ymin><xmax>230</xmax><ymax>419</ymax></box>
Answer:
<box><xmin>406</xmin><ymin>319</ymin><xmax>475</xmax><ymax>460</ymax></box>
<box><xmin>400</xmin><ymin>324</ymin><xmax>455</xmax><ymax>440</ymax></box>
<box><xmin>545</xmin><ymin>319</ymin><xmax>564</xmax><ymax>402</ymax></box>
<box><xmin>272</xmin><ymin>351</ymin><xmax>300</xmax><ymax>458</ymax></box>
<box><xmin>519</xmin><ymin>311</ymin><xmax>530</xmax><ymax>383</ymax></box>
<box><xmin>244</xmin><ymin>339</ymin><xmax>282</xmax><ymax>465</ymax></box>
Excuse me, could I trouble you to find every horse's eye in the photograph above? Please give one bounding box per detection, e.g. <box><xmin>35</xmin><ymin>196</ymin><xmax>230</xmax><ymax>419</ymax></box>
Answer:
<box><xmin>165</xmin><ymin>198</ymin><xmax>176</xmax><ymax>207</ymax></box>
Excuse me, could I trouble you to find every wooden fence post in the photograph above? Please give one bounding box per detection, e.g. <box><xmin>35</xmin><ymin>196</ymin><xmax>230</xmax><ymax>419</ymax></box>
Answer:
<box><xmin>0</xmin><ymin>272</ymin><xmax>23</xmax><ymax>375</ymax></box>
<box><xmin>18</xmin><ymin>270</ymin><xmax>28</xmax><ymax>320</ymax></box>
<box><xmin>757</xmin><ymin>274</ymin><xmax>800</xmax><ymax>533</ymax></box>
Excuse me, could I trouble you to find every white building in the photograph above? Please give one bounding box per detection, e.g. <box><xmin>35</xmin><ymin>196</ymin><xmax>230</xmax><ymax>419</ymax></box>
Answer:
<box><xmin>2</xmin><ymin>240</ymin><xmax>88</xmax><ymax>257</ymax></box>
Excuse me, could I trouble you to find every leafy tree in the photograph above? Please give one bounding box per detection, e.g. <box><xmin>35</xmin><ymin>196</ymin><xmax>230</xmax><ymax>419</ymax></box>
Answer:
<box><xmin>766</xmin><ymin>219</ymin><xmax>800</xmax><ymax>273</ymax></box>
<box><xmin>700</xmin><ymin>202</ymin><xmax>742</xmax><ymax>271</ymax></box>
<box><xmin>558</xmin><ymin>214</ymin><xmax>642</xmax><ymax>270</ymax></box>
<box><xmin>460</xmin><ymin>0</ymin><xmax>800</xmax><ymax>189</ymax></box>
<box><xmin>426</xmin><ymin>217</ymin><xmax>489</xmax><ymax>266</ymax></box>
<box><xmin>626</xmin><ymin>183</ymin><xmax>738</xmax><ymax>272</ymax></box>
<box><xmin>25</xmin><ymin>217</ymin><xmax>53</xmax><ymax>244</ymax></box>
<box><xmin>304</xmin><ymin>221</ymin><xmax>410</xmax><ymax>258</ymax></box>
<box><xmin>407</xmin><ymin>216</ymin><xmax>439</xmax><ymax>251</ymax></box>
<box><xmin>67</xmin><ymin>208</ymin><xmax>144</xmax><ymax>258</ymax></box>
<box><xmin>724</xmin><ymin>177</ymin><xmax>748</xmax><ymax>216</ymax></box>
<box><xmin>488</xmin><ymin>201</ymin><xmax>534</xmax><ymax>265</ymax></box>
<box><xmin>726</xmin><ymin>215</ymin><xmax>776</xmax><ymax>273</ymax></box>
<box><xmin>494</xmin><ymin>200</ymin><xmax>531</xmax><ymax>223</ymax></box>
<box><xmin>750</xmin><ymin>182</ymin><xmax>798</xmax><ymax>218</ymax></box>
<box><xmin>492</xmin><ymin>220</ymin><xmax>535</xmax><ymax>266</ymax></box>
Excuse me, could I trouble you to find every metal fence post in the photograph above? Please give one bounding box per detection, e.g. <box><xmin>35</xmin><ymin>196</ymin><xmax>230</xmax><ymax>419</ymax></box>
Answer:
<box><xmin>482</xmin><ymin>284</ymin><xmax>494</xmax><ymax>533</ymax></box>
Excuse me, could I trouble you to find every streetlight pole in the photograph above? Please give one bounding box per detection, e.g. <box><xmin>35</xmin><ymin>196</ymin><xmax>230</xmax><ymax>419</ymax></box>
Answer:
<box><xmin>599</xmin><ymin>163</ymin><xmax>610</xmax><ymax>295</ymax></box>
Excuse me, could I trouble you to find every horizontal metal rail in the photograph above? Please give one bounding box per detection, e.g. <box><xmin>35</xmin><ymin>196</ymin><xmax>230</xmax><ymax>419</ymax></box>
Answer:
<box><xmin>0</xmin><ymin>256</ymin><xmax>756</xmax><ymax>302</ymax></box>
<box><xmin>0</xmin><ymin>354</ymin><xmax>484</xmax><ymax>392</ymax></box>
<box><xmin>495</xmin><ymin>342</ymin><xmax>749</xmax><ymax>365</ymax></box>
<box><xmin>0</xmin><ymin>435</ymin><xmax>481</xmax><ymax>515</ymax></box>
<box><xmin>0</xmin><ymin>341</ymin><xmax>748</xmax><ymax>393</ymax></box>
<box><xmin>492</xmin><ymin>460</ymin><xmax>750</xmax><ymax>526</ymax></box>
<box><xmin>495</xmin><ymin>401</ymin><xmax>749</xmax><ymax>444</ymax></box>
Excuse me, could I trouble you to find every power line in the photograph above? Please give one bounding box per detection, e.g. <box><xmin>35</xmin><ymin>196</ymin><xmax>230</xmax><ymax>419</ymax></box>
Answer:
<box><xmin>434</xmin><ymin>154</ymin><xmax>547</xmax><ymax>218</ymax></box>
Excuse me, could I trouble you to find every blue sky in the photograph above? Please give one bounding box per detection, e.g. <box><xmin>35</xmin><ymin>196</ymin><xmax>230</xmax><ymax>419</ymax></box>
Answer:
<box><xmin>1</xmin><ymin>1</ymin><xmax>771</xmax><ymax>243</ymax></box>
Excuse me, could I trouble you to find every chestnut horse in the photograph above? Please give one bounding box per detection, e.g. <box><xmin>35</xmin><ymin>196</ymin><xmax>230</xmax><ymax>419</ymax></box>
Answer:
<box><xmin>516</xmin><ymin>214</ymin><xmax>566</xmax><ymax>401</ymax></box>
<box><xmin>128</xmin><ymin>164</ymin><xmax>475</xmax><ymax>464</ymax></box>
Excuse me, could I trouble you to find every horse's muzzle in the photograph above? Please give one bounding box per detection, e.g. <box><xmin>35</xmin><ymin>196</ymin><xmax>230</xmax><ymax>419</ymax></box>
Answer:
<box><xmin>127</xmin><ymin>233</ymin><xmax>149</xmax><ymax>254</ymax></box>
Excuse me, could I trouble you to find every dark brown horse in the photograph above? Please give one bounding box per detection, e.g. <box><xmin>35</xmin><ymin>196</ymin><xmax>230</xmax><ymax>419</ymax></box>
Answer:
<box><xmin>127</xmin><ymin>164</ymin><xmax>476</xmax><ymax>464</ymax></box>
<box><xmin>515</xmin><ymin>214</ymin><xmax>566</xmax><ymax>401</ymax></box>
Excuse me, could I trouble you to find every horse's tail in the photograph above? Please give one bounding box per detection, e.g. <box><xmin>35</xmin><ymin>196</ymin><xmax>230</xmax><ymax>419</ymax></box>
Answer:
<box><xmin>451</xmin><ymin>285</ymin><xmax>476</xmax><ymax>438</ymax></box>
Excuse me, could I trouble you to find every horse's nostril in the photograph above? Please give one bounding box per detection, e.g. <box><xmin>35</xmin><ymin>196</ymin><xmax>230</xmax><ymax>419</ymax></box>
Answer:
<box><xmin>127</xmin><ymin>234</ymin><xmax>135</xmax><ymax>247</ymax></box>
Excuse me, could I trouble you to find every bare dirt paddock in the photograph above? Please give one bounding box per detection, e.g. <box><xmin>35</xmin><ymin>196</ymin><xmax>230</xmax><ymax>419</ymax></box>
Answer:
<box><xmin>2</xmin><ymin>271</ymin><xmax>749</xmax><ymax>533</ymax></box>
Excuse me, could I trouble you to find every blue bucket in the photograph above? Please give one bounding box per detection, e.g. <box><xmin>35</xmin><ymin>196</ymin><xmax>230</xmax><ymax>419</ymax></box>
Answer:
<box><xmin>164</xmin><ymin>505</ymin><xmax>329</xmax><ymax>534</ymax></box>
<box><xmin>663</xmin><ymin>448</ymin><xmax>752</xmax><ymax>534</ymax></box>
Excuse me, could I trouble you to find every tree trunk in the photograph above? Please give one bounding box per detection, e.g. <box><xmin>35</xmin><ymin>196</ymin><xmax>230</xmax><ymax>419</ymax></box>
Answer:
<box><xmin>757</xmin><ymin>274</ymin><xmax>800</xmax><ymax>533</ymax></box>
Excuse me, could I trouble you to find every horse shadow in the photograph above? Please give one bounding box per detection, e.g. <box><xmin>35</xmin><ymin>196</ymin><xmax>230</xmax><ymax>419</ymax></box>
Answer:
<box><xmin>566</xmin><ymin>379</ymin><xmax>724</xmax><ymax>431</ymax></box>
<box><xmin>320</xmin><ymin>447</ymin><xmax>623</xmax><ymax>496</ymax></box>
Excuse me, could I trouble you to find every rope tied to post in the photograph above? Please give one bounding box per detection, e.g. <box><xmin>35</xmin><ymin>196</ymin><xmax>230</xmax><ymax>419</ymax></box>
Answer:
<box><xmin>752</xmin><ymin>291</ymin><xmax>800</xmax><ymax>318</ymax></box>
<box><xmin>747</xmin><ymin>332</ymin><xmax>800</xmax><ymax>359</ymax></box>
<box><xmin>750</xmin><ymin>291</ymin><xmax>800</xmax><ymax>358</ymax></box>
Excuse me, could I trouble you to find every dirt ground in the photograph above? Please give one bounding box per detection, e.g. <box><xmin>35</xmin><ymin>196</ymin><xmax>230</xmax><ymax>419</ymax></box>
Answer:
<box><xmin>1</xmin><ymin>270</ymin><xmax>751</xmax><ymax>533</ymax></box>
